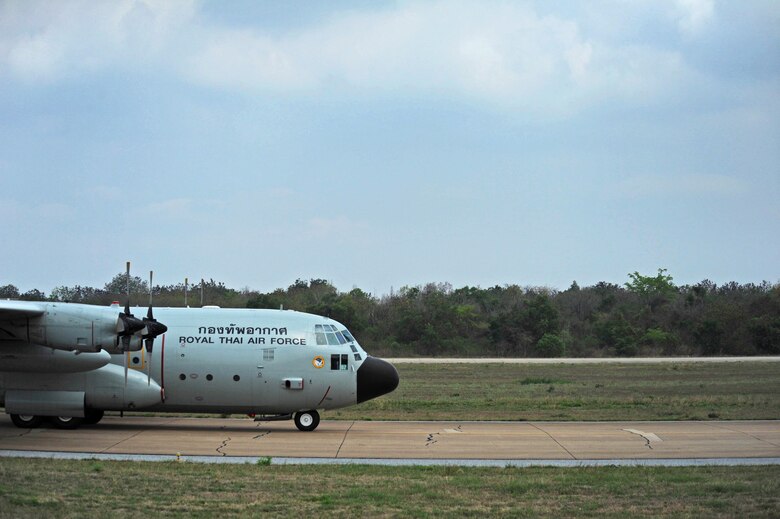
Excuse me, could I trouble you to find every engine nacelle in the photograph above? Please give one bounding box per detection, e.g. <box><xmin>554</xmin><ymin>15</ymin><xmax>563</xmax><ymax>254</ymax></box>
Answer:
<box><xmin>85</xmin><ymin>363</ymin><xmax>162</xmax><ymax>411</ymax></box>
<box><xmin>35</xmin><ymin>303</ymin><xmax>122</xmax><ymax>353</ymax></box>
<box><xmin>0</xmin><ymin>302</ymin><xmax>135</xmax><ymax>353</ymax></box>
<box><xmin>2</xmin><ymin>364</ymin><xmax>162</xmax><ymax>415</ymax></box>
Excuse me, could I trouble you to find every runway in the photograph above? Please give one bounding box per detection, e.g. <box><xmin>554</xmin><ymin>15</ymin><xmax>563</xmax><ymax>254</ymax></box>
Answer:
<box><xmin>1</xmin><ymin>415</ymin><xmax>779</xmax><ymax>466</ymax></box>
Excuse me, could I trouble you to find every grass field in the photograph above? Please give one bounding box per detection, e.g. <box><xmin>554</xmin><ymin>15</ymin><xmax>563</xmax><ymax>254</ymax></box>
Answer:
<box><xmin>0</xmin><ymin>458</ymin><xmax>778</xmax><ymax>518</ymax></box>
<box><xmin>330</xmin><ymin>361</ymin><xmax>780</xmax><ymax>421</ymax></box>
<box><xmin>1</xmin><ymin>361</ymin><xmax>779</xmax><ymax>516</ymax></box>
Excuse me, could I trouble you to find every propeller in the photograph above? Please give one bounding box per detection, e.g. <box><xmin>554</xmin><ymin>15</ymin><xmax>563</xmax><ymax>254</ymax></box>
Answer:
<box><xmin>141</xmin><ymin>271</ymin><xmax>168</xmax><ymax>385</ymax></box>
<box><xmin>116</xmin><ymin>262</ymin><xmax>144</xmax><ymax>385</ymax></box>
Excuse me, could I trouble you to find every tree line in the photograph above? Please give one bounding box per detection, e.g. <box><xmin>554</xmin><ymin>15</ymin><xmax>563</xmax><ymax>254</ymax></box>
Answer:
<box><xmin>2</xmin><ymin>269</ymin><xmax>778</xmax><ymax>357</ymax></box>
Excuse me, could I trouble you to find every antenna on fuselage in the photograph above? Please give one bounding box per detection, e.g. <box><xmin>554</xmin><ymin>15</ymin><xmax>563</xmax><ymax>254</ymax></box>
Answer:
<box><xmin>200</xmin><ymin>278</ymin><xmax>204</xmax><ymax>307</ymax></box>
<box><xmin>184</xmin><ymin>277</ymin><xmax>188</xmax><ymax>307</ymax></box>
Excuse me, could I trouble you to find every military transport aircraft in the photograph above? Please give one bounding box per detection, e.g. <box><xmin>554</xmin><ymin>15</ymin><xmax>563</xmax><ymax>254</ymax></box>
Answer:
<box><xmin>0</xmin><ymin>267</ymin><xmax>399</xmax><ymax>431</ymax></box>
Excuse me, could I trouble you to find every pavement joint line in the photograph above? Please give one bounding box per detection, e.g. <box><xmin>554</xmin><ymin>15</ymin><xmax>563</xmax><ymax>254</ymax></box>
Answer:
<box><xmin>705</xmin><ymin>421</ymin><xmax>780</xmax><ymax>449</ymax></box>
<box><xmin>529</xmin><ymin>423</ymin><xmax>577</xmax><ymax>460</ymax></box>
<box><xmin>335</xmin><ymin>421</ymin><xmax>355</xmax><ymax>458</ymax></box>
<box><xmin>99</xmin><ymin>426</ymin><xmax>146</xmax><ymax>454</ymax></box>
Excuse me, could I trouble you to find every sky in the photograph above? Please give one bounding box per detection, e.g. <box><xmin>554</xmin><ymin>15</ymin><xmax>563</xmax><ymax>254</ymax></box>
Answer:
<box><xmin>0</xmin><ymin>0</ymin><xmax>778</xmax><ymax>296</ymax></box>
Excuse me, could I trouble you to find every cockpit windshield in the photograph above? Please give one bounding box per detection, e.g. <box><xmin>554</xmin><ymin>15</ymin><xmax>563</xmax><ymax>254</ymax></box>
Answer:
<box><xmin>315</xmin><ymin>324</ymin><xmax>355</xmax><ymax>346</ymax></box>
<box><xmin>341</xmin><ymin>329</ymin><xmax>356</xmax><ymax>343</ymax></box>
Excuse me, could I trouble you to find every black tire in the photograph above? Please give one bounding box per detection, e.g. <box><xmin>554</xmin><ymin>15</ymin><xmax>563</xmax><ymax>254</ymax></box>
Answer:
<box><xmin>10</xmin><ymin>414</ymin><xmax>44</xmax><ymax>429</ymax></box>
<box><xmin>294</xmin><ymin>410</ymin><xmax>320</xmax><ymax>432</ymax></box>
<box><xmin>83</xmin><ymin>409</ymin><xmax>104</xmax><ymax>425</ymax></box>
<box><xmin>50</xmin><ymin>416</ymin><xmax>84</xmax><ymax>429</ymax></box>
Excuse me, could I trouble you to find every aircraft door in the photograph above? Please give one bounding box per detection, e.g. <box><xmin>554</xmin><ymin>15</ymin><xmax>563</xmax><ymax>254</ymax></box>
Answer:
<box><xmin>253</xmin><ymin>347</ymin><xmax>279</xmax><ymax>413</ymax></box>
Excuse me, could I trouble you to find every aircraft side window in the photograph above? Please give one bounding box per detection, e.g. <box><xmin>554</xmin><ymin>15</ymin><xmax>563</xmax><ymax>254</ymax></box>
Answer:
<box><xmin>330</xmin><ymin>354</ymin><xmax>349</xmax><ymax>370</ymax></box>
<box><xmin>325</xmin><ymin>332</ymin><xmax>339</xmax><ymax>345</ymax></box>
<box><xmin>342</xmin><ymin>329</ymin><xmax>355</xmax><ymax>342</ymax></box>
<box><xmin>335</xmin><ymin>331</ymin><xmax>347</xmax><ymax>344</ymax></box>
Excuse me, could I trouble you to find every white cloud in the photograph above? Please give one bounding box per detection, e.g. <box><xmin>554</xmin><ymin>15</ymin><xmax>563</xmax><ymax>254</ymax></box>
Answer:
<box><xmin>183</xmin><ymin>1</ymin><xmax>697</xmax><ymax>116</ymax></box>
<box><xmin>0</xmin><ymin>0</ymin><xmax>195</xmax><ymax>81</ymax></box>
<box><xmin>186</xmin><ymin>30</ymin><xmax>314</xmax><ymax>91</ymax></box>
<box><xmin>674</xmin><ymin>0</ymin><xmax>715</xmax><ymax>35</ymax></box>
<box><xmin>0</xmin><ymin>0</ymin><xmax>726</xmax><ymax>114</ymax></box>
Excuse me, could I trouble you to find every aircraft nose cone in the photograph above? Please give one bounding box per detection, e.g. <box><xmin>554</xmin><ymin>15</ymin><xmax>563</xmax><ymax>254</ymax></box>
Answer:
<box><xmin>357</xmin><ymin>356</ymin><xmax>399</xmax><ymax>404</ymax></box>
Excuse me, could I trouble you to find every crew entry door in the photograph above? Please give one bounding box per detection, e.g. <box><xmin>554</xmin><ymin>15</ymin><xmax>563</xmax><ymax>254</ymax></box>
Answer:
<box><xmin>253</xmin><ymin>347</ymin><xmax>278</xmax><ymax>412</ymax></box>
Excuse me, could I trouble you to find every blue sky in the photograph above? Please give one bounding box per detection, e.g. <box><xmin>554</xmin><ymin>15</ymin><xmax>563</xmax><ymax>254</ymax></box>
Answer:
<box><xmin>1</xmin><ymin>0</ymin><xmax>778</xmax><ymax>295</ymax></box>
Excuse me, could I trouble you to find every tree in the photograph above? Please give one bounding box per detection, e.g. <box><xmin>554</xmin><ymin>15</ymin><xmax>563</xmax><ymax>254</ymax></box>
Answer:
<box><xmin>639</xmin><ymin>327</ymin><xmax>679</xmax><ymax>355</ymax></box>
<box><xmin>535</xmin><ymin>333</ymin><xmax>565</xmax><ymax>357</ymax></box>
<box><xmin>246</xmin><ymin>293</ymin><xmax>284</xmax><ymax>310</ymax></box>
<box><xmin>749</xmin><ymin>316</ymin><xmax>780</xmax><ymax>354</ymax></box>
<box><xmin>19</xmin><ymin>289</ymin><xmax>46</xmax><ymax>301</ymax></box>
<box><xmin>693</xmin><ymin>320</ymin><xmax>723</xmax><ymax>355</ymax></box>
<box><xmin>594</xmin><ymin>312</ymin><xmax>637</xmax><ymax>356</ymax></box>
<box><xmin>0</xmin><ymin>284</ymin><xmax>20</xmax><ymax>298</ymax></box>
<box><xmin>104</xmin><ymin>273</ymin><xmax>149</xmax><ymax>296</ymax></box>
<box><xmin>625</xmin><ymin>269</ymin><xmax>676</xmax><ymax>298</ymax></box>
<box><xmin>521</xmin><ymin>294</ymin><xmax>561</xmax><ymax>344</ymax></box>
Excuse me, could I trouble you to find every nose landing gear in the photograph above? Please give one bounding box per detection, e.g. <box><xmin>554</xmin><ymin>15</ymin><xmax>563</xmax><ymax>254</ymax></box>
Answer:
<box><xmin>293</xmin><ymin>410</ymin><xmax>320</xmax><ymax>432</ymax></box>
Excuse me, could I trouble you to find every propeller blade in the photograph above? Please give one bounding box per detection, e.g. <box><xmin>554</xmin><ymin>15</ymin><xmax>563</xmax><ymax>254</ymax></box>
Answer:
<box><xmin>124</xmin><ymin>261</ymin><xmax>131</xmax><ymax>316</ymax></box>
<box><xmin>140</xmin><ymin>270</ymin><xmax>168</xmax><ymax>384</ymax></box>
<box><xmin>117</xmin><ymin>261</ymin><xmax>137</xmax><ymax>388</ymax></box>
<box><xmin>116</xmin><ymin>261</ymin><xmax>144</xmax><ymax>341</ymax></box>
<box><xmin>141</xmin><ymin>270</ymin><xmax>167</xmax><ymax>353</ymax></box>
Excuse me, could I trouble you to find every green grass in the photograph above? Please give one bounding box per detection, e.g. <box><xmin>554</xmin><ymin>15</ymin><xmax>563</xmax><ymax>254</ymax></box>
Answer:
<box><xmin>331</xmin><ymin>361</ymin><xmax>780</xmax><ymax>421</ymax></box>
<box><xmin>0</xmin><ymin>458</ymin><xmax>777</xmax><ymax>518</ymax></box>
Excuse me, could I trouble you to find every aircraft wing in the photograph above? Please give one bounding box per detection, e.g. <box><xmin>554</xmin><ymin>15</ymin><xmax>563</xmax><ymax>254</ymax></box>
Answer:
<box><xmin>0</xmin><ymin>300</ymin><xmax>45</xmax><ymax>320</ymax></box>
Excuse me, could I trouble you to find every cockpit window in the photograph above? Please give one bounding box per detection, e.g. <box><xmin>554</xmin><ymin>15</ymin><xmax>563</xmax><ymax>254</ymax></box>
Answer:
<box><xmin>315</xmin><ymin>325</ymin><xmax>327</xmax><ymax>346</ymax></box>
<box><xmin>314</xmin><ymin>324</ymin><xmax>358</xmax><ymax>347</ymax></box>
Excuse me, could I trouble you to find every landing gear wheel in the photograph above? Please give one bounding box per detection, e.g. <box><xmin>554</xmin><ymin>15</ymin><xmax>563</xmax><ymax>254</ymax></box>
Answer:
<box><xmin>10</xmin><ymin>414</ymin><xmax>44</xmax><ymax>429</ymax></box>
<box><xmin>83</xmin><ymin>409</ymin><xmax>104</xmax><ymax>425</ymax></box>
<box><xmin>294</xmin><ymin>410</ymin><xmax>320</xmax><ymax>432</ymax></box>
<box><xmin>50</xmin><ymin>416</ymin><xmax>84</xmax><ymax>429</ymax></box>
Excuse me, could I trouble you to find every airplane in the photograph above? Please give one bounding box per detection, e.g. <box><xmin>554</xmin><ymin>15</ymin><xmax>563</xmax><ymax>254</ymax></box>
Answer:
<box><xmin>0</xmin><ymin>266</ymin><xmax>399</xmax><ymax>431</ymax></box>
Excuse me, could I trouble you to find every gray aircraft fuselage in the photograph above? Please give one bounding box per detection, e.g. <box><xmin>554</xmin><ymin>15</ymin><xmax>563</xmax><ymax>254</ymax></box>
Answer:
<box><xmin>0</xmin><ymin>301</ymin><xmax>399</xmax><ymax>431</ymax></box>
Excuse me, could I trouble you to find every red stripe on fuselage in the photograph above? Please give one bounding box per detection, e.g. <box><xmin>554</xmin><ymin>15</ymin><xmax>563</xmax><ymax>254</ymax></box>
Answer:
<box><xmin>160</xmin><ymin>334</ymin><xmax>166</xmax><ymax>402</ymax></box>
